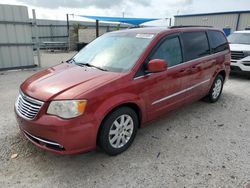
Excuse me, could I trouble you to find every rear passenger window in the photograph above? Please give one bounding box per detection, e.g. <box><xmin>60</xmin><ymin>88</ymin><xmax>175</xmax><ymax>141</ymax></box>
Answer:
<box><xmin>207</xmin><ymin>31</ymin><xmax>229</xmax><ymax>53</ymax></box>
<box><xmin>151</xmin><ymin>37</ymin><xmax>182</xmax><ymax>67</ymax></box>
<box><xmin>182</xmin><ymin>32</ymin><xmax>210</xmax><ymax>61</ymax></box>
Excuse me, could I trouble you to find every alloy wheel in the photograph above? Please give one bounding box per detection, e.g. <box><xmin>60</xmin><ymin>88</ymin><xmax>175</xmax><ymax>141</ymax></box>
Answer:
<box><xmin>108</xmin><ymin>114</ymin><xmax>134</xmax><ymax>149</ymax></box>
<box><xmin>212</xmin><ymin>79</ymin><xmax>222</xmax><ymax>99</ymax></box>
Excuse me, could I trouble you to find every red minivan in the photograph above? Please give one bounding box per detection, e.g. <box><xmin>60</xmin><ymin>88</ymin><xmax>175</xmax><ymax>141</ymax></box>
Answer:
<box><xmin>15</xmin><ymin>27</ymin><xmax>231</xmax><ymax>155</ymax></box>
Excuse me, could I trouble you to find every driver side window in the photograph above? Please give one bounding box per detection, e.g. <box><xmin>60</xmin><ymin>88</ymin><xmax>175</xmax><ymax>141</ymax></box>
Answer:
<box><xmin>151</xmin><ymin>36</ymin><xmax>183</xmax><ymax>67</ymax></box>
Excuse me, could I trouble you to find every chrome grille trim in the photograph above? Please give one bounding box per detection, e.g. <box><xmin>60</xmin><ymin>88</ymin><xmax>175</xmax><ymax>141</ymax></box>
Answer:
<box><xmin>23</xmin><ymin>130</ymin><xmax>64</xmax><ymax>148</ymax></box>
<box><xmin>15</xmin><ymin>91</ymin><xmax>44</xmax><ymax>120</ymax></box>
<box><xmin>231</xmin><ymin>51</ymin><xmax>246</xmax><ymax>60</ymax></box>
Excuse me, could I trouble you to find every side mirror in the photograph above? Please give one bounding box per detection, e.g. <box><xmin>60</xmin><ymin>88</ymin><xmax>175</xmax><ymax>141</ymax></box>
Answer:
<box><xmin>146</xmin><ymin>59</ymin><xmax>167</xmax><ymax>73</ymax></box>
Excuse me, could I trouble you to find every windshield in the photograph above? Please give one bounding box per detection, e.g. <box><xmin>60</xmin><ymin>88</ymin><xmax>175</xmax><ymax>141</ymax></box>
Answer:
<box><xmin>228</xmin><ymin>33</ymin><xmax>250</xmax><ymax>44</ymax></box>
<box><xmin>71</xmin><ymin>32</ymin><xmax>154</xmax><ymax>72</ymax></box>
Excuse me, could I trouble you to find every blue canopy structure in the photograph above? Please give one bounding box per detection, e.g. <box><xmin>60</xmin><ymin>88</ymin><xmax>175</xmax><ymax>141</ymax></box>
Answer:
<box><xmin>79</xmin><ymin>15</ymin><xmax>159</xmax><ymax>25</ymax></box>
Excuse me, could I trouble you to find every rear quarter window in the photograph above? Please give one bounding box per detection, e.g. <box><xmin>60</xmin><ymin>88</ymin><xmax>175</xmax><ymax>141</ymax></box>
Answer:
<box><xmin>182</xmin><ymin>31</ymin><xmax>210</xmax><ymax>62</ymax></box>
<box><xmin>207</xmin><ymin>30</ymin><xmax>229</xmax><ymax>53</ymax></box>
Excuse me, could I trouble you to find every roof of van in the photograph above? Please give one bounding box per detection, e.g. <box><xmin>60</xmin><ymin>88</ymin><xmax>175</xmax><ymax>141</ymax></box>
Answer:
<box><xmin>112</xmin><ymin>26</ymin><xmax>220</xmax><ymax>35</ymax></box>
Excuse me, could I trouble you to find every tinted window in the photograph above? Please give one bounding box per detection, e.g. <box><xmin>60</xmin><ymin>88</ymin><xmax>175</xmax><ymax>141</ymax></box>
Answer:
<box><xmin>182</xmin><ymin>32</ymin><xmax>210</xmax><ymax>61</ymax></box>
<box><xmin>151</xmin><ymin>37</ymin><xmax>182</xmax><ymax>67</ymax></box>
<box><xmin>208</xmin><ymin>31</ymin><xmax>229</xmax><ymax>53</ymax></box>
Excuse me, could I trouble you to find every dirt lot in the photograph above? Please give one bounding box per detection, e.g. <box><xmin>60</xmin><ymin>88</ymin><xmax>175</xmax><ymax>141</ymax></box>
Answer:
<box><xmin>0</xmin><ymin>52</ymin><xmax>250</xmax><ymax>187</ymax></box>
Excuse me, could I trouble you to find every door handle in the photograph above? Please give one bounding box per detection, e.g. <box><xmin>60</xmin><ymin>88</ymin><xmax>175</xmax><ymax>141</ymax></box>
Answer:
<box><xmin>207</xmin><ymin>60</ymin><xmax>216</xmax><ymax>65</ymax></box>
<box><xmin>179</xmin><ymin>68</ymin><xmax>185</xmax><ymax>73</ymax></box>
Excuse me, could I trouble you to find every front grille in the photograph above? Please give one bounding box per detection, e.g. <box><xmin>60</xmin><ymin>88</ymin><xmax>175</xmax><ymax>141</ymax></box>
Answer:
<box><xmin>15</xmin><ymin>91</ymin><xmax>44</xmax><ymax>120</ymax></box>
<box><xmin>243</xmin><ymin>63</ymin><xmax>250</xmax><ymax>66</ymax></box>
<box><xmin>231</xmin><ymin>51</ymin><xmax>247</xmax><ymax>60</ymax></box>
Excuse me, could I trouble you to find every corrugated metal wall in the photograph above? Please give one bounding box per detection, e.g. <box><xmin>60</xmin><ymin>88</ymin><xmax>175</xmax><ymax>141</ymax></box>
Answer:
<box><xmin>0</xmin><ymin>4</ymin><xmax>34</xmax><ymax>70</ymax></box>
<box><xmin>175</xmin><ymin>12</ymin><xmax>250</xmax><ymax>33</ymax></box>
<box><xmin>32</xmin><ymin>19</ymin><xmax>127</xmax><ymax>48</ymax></box>
<box><xmin>238</xmin><ymin>13</ymin><xmax>250</xmax><ymax>30</ymax></box>
<box><xmin>175</xmin><ymin>14</ymin><xmax>238</xmax><ymax>31</ymax></box>
<box><xmin>32</xmin><ymin>19</ymin><xmax>68</xmax><ymax>44</ymax></box>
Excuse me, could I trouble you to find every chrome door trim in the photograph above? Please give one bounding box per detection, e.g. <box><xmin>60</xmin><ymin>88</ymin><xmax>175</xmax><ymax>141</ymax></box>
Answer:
<box><xmin>152</xmin><ymin>79</ymin><xmax>210</xmax><ymax>105</ymax></box>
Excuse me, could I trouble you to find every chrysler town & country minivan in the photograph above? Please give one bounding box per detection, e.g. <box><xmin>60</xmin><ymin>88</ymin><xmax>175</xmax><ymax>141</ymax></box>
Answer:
<box><xmin>15</xmin><ymin>26</ymin><xmax>231</xmax><ymax>155</ymax></box>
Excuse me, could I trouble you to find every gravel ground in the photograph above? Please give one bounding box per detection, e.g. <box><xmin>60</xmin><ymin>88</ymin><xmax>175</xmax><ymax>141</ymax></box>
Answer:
<box><xmin>0</xmin><ymin>52</ymin><xmax>250</xmax><ymax>187</ymax></box>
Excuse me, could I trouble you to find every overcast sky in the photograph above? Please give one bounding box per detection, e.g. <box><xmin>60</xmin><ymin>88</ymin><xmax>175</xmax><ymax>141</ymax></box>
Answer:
<box><xmin>0</xmin><ymin>0</ymin><xmax>250</xmax><ymax>25</ymax></box>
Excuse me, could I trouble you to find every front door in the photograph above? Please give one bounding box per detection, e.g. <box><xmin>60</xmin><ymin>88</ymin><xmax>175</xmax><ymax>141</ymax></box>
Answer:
<box><xmin>134</xmin><ymin>34</ymin><xmax>189</xmax><ymax>121</ymax></box>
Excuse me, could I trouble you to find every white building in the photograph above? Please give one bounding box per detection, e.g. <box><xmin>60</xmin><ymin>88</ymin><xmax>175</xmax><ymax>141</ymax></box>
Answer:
<box><xmin>174</xmin><ymin>11</ymin><xmax>250</xmax><ymax>36</ymax></box>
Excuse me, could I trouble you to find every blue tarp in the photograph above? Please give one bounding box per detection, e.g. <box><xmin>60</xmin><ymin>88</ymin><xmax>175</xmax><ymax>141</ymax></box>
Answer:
<box><xmin>79</xmin><ymin>15</ymin><xmax>159</xmax><ymax>25</ymax></box>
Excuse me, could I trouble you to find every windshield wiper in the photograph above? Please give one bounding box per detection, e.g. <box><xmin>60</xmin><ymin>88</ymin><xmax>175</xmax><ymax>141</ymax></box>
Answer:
<box><xmin>75</xmin><ymin>62</ymin><xmax>108</xmax><ymax>71</ymax></box>
<box><xmin>66</xmin><ymin>58</ymin><xmax>76</xmax><ymax>64</ymax></box>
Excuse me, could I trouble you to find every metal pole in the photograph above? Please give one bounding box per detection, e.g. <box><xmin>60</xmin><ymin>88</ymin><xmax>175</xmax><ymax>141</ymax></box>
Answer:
<box><xmin>32</xmin><ymin>9</ymin><xmax>41</xmax><ymax>67</ymax></box>
<box><xmin>96</xmin><ymin>20</ymin><xmax>99</xmax><ymax>38</ymax></box>
<box><xmin>236</xmin><ymin>13</ymin><xmax>241</xmax><ymax>31</ymax></box>
<box><xmin>66</xmin><ymin>14</ymin><xmax>70</xmax><ymax>51</ymax></box>
<box><xmin>50</xmin><ymin>24</ymin><xmax>53</xmax><ymax>41</ymax></box>
<box><xmin>169</xmin><ymin>18</ymin><xmax>172</xmax><ymax>26</ymax></box>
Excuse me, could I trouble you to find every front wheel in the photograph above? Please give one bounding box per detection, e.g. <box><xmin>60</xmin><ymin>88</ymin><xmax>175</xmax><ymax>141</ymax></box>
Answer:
<box><xmin>207</xmin><ymin>74</ymin><xmax>224</xmax><ymax>103</ymax></box>
<box><xmin>98</xmin><ymin>107</ymin><xmax>139</xmax><ymax>156</ymax></box>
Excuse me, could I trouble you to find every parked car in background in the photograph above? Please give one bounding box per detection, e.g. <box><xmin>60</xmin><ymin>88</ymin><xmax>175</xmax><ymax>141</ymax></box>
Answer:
<box><xmin>15</xmin><ymin>26</ymin><xmax>230</xmax><ymax>156</ymax></box>
<box><xmin>228</xmin><ymin>30</ymin><xmax>250</xmax><ymax>72</ymax></box>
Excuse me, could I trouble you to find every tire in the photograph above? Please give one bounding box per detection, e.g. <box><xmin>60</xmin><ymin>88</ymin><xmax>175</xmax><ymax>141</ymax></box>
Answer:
<box><xmin>206</xmin><ymin>74</ymin><xmax>224</xmax><ymax>103</ymax></box>
<box><xmin>98</xmin><ymin>107</ymin><xmax>139</xmax><ymax>156</ymax></box>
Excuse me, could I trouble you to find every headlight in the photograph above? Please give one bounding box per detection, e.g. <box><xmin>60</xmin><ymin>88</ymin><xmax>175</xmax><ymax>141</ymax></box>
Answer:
<box><xmin>47</xmin><ymin>100</ymin><xmax>87</xmax><ymax>119</ymax></box>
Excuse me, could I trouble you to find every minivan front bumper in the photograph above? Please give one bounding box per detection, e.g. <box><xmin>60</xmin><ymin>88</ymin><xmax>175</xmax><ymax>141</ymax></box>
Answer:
<box><xmin>15</xmin><ymin>110</ymin><xmax>98</xmax><ymax>154</ymax></box>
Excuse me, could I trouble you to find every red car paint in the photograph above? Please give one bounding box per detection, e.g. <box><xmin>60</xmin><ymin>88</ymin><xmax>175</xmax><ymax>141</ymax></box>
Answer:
<box><xmin>15</xmin><ymin>27</ymin><xmax>231</xmax><ymax>154</ymax></box>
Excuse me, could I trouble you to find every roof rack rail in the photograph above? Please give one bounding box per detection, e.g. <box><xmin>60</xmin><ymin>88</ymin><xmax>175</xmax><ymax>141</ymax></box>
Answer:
<box><xmin>169</xmin><ymin>25</ymin><xmax>213</xmax><ymax>29</ymax></box>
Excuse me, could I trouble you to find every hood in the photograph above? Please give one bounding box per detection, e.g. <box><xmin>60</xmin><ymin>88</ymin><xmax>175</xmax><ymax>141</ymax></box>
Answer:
<box><xmin>21</xmin><ymin>63</ymin><xmax>121</xmax><ymax>101</ymax></box>
<box><xmin>229</xmin><ymin>43</ymin><xmax>250</xmax><ymax>51</ymax></box>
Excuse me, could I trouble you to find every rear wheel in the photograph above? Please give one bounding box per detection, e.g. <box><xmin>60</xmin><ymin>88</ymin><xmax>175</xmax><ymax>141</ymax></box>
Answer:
<box><xmin>98</xmin><ymin>107</ymin><xmax>138</xmax><ymax>156</ymax></box>
<box><xmin>207</xmin><ymin>74</ymin><xmax>224</xmax><ymax>103</ymax></box>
